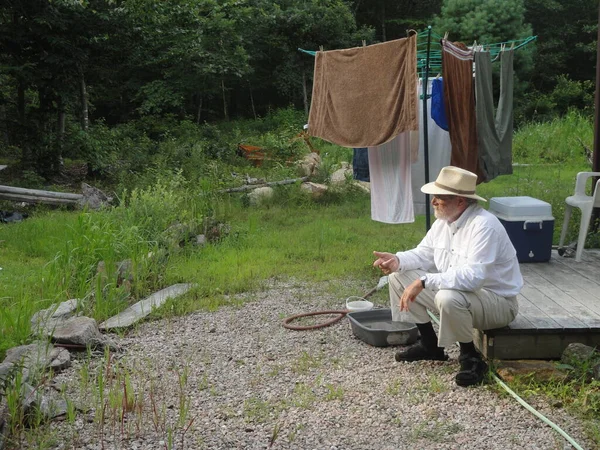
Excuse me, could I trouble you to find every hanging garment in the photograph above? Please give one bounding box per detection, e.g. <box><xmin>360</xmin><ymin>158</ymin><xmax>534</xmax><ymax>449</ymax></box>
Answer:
<box><xmin>352</xmin><ymin>148</ymin><xmax>370</xmax><ymax>181</ymax></box>
<box><xmin>368</xmin><ymin>133</ymin><xmax>414</xmax><ymax>224</ymax></box>
<box><xmin>431</xmin><ymin>78</ymin><xmax>449</xmax><ymax>131</ymax></box>
<box><xmin>475</xmin><ymin>50</ymin><xmax>514</xmax><ymax>181</ymax></box>
<box><xmin>412</xmin><ymin>78</ymin><xmax>452</xmax><ymax>215</ymax></box>
<box><xmin>308</xmin><ymin>35</ymin><xmax>418</xmax><ymax>148</ymax></box>
<box><xmin>441</xmin><ymin>40</ymin><xmax>484</xmax><ymax>182</ymax></box>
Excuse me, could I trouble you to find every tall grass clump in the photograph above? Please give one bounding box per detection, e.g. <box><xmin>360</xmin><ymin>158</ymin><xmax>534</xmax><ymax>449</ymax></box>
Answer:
<box><xmin>513</xmin><ymin>110</ymin><xmax>593</xmax><ymax>164</ymax></box>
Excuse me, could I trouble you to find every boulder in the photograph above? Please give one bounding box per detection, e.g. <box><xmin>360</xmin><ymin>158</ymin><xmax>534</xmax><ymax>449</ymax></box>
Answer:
<box><xmin>298</xmin><ymin>152</ymin><xmax>321</xmax><ymax>177</ymax></box>
<box><xmin>47</xmin><ymin>316</ymin><xmax>106</xmax><ymax>349</ymax></box>
<box><xmin>300</xmin><ymin>182</ymin><xmax>328</xmax><ymax>198</ymax></box>
<box><xmin>561</xmin><ymin>343</ymin><xmax>599</xmax><ymax>366</ymax></box>
<box><xmin>495</xmin><ymin>360</ymin><xmax>568</xmax><ymax>383</ymax></box>
<box><xmin>79</xmin><ymin>183</ymin><xmax>112</xmax><ymax>210</ymax></box>
<box><xmin>31</xmin><ymin>299</ymin><xmax>80</xmax><ymax>336</ymax></box>
<box><xmin>2</xmin><ymin>342</ymin><xmax>71</xmax><ymax>382</ymax></box>
<box><xmin>21</xmin><ymin>383</ymin><xmax>68</xmax><ymax>422</ymax></box>
<box><xmin>99</xmin><ymin>283</ymin><xmax>195</xmax><ymax>330</ymax></box>
<box><xmin>248</xmin><ymin>186</ymin><xmax>274</xmax><ymax>205</ymax></box>
<box><xmin>330</xmin><ymin>162</ymin><xmax>352</xmax><ymax>185</ymax></box>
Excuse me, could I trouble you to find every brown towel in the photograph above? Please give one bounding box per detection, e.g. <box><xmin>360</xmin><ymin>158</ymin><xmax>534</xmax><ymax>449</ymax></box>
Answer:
<box><xmin>308</xmin><ymin>35</ymin><xmax>418</xmax><ymax>148</ymax></box>
<box><xmin>442</xmin><ymin>40</ymin><xmax>485</xmax><ymax>182</ymax></box>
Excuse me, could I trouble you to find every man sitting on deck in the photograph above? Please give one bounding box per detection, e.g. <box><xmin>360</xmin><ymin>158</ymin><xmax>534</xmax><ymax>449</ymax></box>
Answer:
<box><xmin>373</xmin><ymin>166</ymin><xmax>523</xmax><ymax>387</ymax></box>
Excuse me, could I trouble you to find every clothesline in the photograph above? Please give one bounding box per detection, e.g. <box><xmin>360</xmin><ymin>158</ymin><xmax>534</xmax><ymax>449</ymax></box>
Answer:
<box><xmin>298</xmin><ymin>28</ymin><xmax>537</xmax><ymax>77</ymax></box>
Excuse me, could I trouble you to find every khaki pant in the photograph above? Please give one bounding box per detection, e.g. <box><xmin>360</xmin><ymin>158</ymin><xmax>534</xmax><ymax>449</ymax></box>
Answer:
<box><xmin>389</xmin><ymin>270</ymin><xmax>519</xmax><ymax>348</ymax></box>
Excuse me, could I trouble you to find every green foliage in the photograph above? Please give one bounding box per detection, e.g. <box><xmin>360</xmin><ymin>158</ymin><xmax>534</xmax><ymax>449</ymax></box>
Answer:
<box><xmin>433</xmin><ymin>0</ymin><xmax>532</xmax><ymax>44</ymax></box>
<box><xmin>515</xmin><ymin>76</ymin><xmax>595</xmax><ymax>125</ymax></box>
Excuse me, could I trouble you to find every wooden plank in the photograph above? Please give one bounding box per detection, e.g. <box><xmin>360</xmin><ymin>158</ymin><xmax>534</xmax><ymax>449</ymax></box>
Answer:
<box><xmin>552</xmin><ymin>251</ymin><xmax>600</xmax><ymax>285</ymax></box>
<box><xmin>518</xmin><ymin>268</ymin><xmax>590</xmax><ymax>328</ymax></box>
<box><xmin>512</xmin><ymin>288</ymin><xmax>561</xmax><ymax>329</ymax></box>
<box><xmin>523</xmin><ymin>262</ymin><xmax>600</xmax><ymax>322</ymax></box>
<box><xmin>484</xmin><ymin>331</ymin><xmax>600</xmax><ymax>360</ymax></box>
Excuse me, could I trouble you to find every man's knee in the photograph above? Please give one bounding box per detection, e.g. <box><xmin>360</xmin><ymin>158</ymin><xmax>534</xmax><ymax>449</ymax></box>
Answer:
<box><xmin>435</xmin><ymin>289</ymin><xmax>469</xmax><ymax>311</ymax></box>
<box><xmin>388</xmin><ymin>271</ymin><xmax>405</xmax><ymax>292</ymax></box>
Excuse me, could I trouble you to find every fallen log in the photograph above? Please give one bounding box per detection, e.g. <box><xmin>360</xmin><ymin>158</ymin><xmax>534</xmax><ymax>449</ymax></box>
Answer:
<box><xmin>0</xmin><ymin>185</ymin><xmax>83</xmax><ymax>200</ymax></box>
<box><xmin>0</xmin><ymin>183</ymin><xmax>111</xmax><ymax>210</ymax></box>
<box><xmin>0</xmin><ymin>192</ymin><xmax>79</xmax><ymax>206</ymax></box>
<box><xmin>217</xmin><ymin>176</ymin><xmax>309</xmax><ymax>193</ymax></box>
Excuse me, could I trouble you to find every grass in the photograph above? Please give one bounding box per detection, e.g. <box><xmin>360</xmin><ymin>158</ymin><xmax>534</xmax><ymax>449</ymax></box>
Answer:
<box><xmin>0</xmin><ymin>109</ymin><xmax>599</xmax><ymax>448</ymax></box>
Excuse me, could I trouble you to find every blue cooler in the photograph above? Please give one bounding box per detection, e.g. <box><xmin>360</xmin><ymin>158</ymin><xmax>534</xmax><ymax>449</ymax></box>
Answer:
<box><xmin>489</xmin><ymin>196</ymin><xmax>554</xmax><ymax>263</ymax></box>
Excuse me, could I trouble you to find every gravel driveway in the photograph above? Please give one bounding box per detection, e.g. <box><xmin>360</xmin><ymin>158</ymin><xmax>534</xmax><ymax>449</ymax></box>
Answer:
<box><xmin>47</xmin><ymin>279</ymin><xmax>592</xmax><ymax>450</ymax></box>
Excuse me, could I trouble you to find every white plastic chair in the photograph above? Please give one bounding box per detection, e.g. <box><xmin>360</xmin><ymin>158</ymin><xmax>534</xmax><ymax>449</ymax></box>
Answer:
<box><xmin>558</xmin><ymin>172</ymin><xmax>600</xmax><ymax>262</ymax></box>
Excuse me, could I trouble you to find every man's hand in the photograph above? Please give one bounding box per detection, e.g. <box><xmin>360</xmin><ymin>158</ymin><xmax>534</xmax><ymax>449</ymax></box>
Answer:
<box><xmin>399</xmin><ymin>278</ymin><xmax>424</xmax><ymax>311</ymax></box>
<box><xmin>373</xmin><ymin>251</ymin><xmax>399</xmax><ymax>275</ymax></box>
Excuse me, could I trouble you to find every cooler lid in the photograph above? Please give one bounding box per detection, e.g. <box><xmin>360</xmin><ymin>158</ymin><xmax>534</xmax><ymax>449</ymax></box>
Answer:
<box><xmin>489</xmin><ymin>196</ymin><xmax>552</xmax><ymax>217</ymax></box>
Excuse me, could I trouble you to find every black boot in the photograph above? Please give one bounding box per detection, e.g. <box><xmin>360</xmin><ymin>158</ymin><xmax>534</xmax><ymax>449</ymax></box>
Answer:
<box><xmin>395</xmin><ymin>322</ymin><xmax>448</xmax><ymax>362</ymax></box>
<box><xmin>455</xmin><ymin>351</ymin><xmax>489</xmax><ymax>387</ymax></box>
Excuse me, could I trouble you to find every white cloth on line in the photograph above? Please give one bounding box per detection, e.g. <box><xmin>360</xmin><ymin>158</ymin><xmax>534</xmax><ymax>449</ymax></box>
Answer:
<box><xmin>411</xmin><ymin>78</ymin><xmax>452</xmax><ymax>216</ymax></box>
<box><xmin>368</xmin><ymin>133</ymin><xmax>414</xmax><ymax>224</ymax></box>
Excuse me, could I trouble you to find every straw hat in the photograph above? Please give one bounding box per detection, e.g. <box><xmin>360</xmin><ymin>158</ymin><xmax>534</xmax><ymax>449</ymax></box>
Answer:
<box><xmin>421</xmin><ymin>166</ymin><xmax>486</xmax><ymax>202</ymax></box>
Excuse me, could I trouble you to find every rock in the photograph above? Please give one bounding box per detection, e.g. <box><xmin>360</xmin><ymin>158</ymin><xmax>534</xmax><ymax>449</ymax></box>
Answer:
<box><xmin>298</xmin><ymin>152</ymin><xmax>321</xmax><ymax>177</ymax></box>
<box><xmin>561</xmin><ymin>343</ymin><xmax>599</xmax><ymax>366</ymax></box>
<box><xmin>248</xmin><ymin>186</ymin><xmax>274</xmax><ymax>205</ymax></box>
<box><xmin>162</xmin><ymin>222</ymin><xmax>197</xmax><ymax>249</ymax></box>
<box><xmin>79</xmin><ymin>183</ymin><xmax>112</xmax><ymax>210</ymax></box>
<box><xmin>48</xmin><ymin>317</ymin><xmax>105</xmax><ymax>349</ymax></box>
<box><xmin>0</xmin><ymin>399</ymin><xmax>7</xmax><ymax>450</ymax></box>
<box><xmin>330</xmin><ymin>164</ymin><xmax>352</xmax><ymax>185</ymax></box>
<box><xmin>21</xmin><ymin>383</ymin><xmax>68</xmax><ymax>421</ymax></box>
<box><xmin>2</xmin><ymin>342</ymin><xmax>71</xmax><ymax>382</ymax></box>
<box><xmin>495</xmin><ymin>360</ymin><xmax>568</xmax><ymax>383</ymax></box>
<box><xmin>79</xmin><ymin>183</ymin><xmax>113</xmax><ymax>210</ymax></box>
<box><xmin>31</xmin><ymin>299</ymin><xmax>80</xmax><ymax>335</ymax></box>
<box><xmin>99</xmin><ymin>283</ymin><xmax>195</xmax><ymax>330</ymax></box>
<box><xmin>195</xmin><ymin>234</ymin><xmax>207</xmax><ymax>246</ymax></box>
<box><xmin>353</xmin><ymin>180</ymin><xmax>370</xmax><ymax>193</ymax></box>
<box><xmin>594</xmin><ymin>361</ymin><xmax>600</xmax><ymax>380</ymax></box>
<box><xmin>300</xmin><ymin>182</ymin><xmax>328</xmax><ymax>198</ymax></box>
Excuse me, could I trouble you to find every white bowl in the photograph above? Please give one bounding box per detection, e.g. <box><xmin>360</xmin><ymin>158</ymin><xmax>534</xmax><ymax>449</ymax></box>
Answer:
<box><xmin>346</xmin><ymin>296</ymin><xmax>374</xmax><ymax>312</ymax></box>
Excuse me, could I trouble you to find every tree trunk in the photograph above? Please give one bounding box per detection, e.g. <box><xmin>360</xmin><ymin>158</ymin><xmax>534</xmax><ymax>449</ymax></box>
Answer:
<box><xmin>381</xmin><ymin>0</ymin><xmax>386</xmax><ymax>42</ymax></box>
<box><xmin>248</xmin><ymin>80</ymin><xmax>257</xmax><ymax>119</ymax></box>
<box><xmin>80</xmin><ymin>73</ymin><xmax>89</xmax><ymax>131</ymax></box>
<box><xmin>56</xmin><ymin>96</ymin><xmax>66</xmax><ymax>175</ymax></box>
<box><xmin>196</xmin><ymin>96</ymin><xmax>203</xmax><ymax>125</ymax></box>
<box><xmin>221</xmin><ymin>78</ymin><xmax>228</xmax><ymax>120</ymax></box>
<box><xmin>302</xmin><ymin>70</ymin><xmax>309</xmax><ymax>115</ymax></box>
<box><xmin>17</xmin><ymin>79</ymin><xmax>25</xmax><ymax>125</ymax></box>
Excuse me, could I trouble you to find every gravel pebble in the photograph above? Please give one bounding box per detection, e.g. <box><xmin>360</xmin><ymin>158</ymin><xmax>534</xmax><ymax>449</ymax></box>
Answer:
<box><xmin>44</xmin><ymin>279</ymin><xmax>592</xmax><ymax>450</ymax></box>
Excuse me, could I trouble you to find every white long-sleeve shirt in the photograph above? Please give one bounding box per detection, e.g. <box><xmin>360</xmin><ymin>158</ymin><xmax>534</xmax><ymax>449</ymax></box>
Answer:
<box><xmin>395</xmin><ymin>204</ymin><xmax>523</xmax><ymax>297</ymax></box>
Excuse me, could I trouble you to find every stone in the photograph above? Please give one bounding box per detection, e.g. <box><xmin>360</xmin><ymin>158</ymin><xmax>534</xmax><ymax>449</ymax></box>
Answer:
<box><xmin>195</xmin><ymin>234</ymin><xmax>207</xmax><ymax>246</ymax></box>
<box><xmin>495</xmin><ymin>360</ymin><xmax>568</xmax><ymax>383</ymax></box>
<box><xmin>21</xmin><ymin>383</ymin><xmax>68</xmax><ymax>421</ymax></box>
<box><xmin>2</xmin><ymin>342</ymin><xmax>72</xmax><ymax>382</ymax></box>
<box><xmin>353</xmin><ymin>180</ymin><xmax>370</xmax><ymax>193</ymax></box>
<box><xmin>79</xmin><ymin>183</ymin><xmax>112</xmax><ymax>210</ymax></box>
<box><xmin>330</xmin><ymin>164</ymin><xmax>352</xmax><ymax>185</ymax></box>
<box><xmin>298</xmin><ymin>152</ymin><xmax>321</xmax><ymax>177</ymax></box>
<box><xmin>561</xmin><ymin>343</ymin><xmax>599</xmax><ymax>366</ymax></box>
<box><xmin>31</xmin><ymin>299</ymin><xmax>80</xmax><ymax>335</ymax></box>
<box><xmin>0</xmin><ymin>399</ymin><xmax>7</xmax><ymax>450</ymax></box>
<box><xmin>300</xmin><ymin>182</ymin><xmax>328</xmax><ymax>198</ymax></box>
<box><xmin>248</xmin><ymin>186</ymin><xmax>274</xmax><ymax>205</ymax></box>
<box><xmin>48</xmin><ymin>317</ymin><xmax>105</xmax><ymax>349</ymax></box>
<box><xmin>99</xmin><ymin>283</ymin><xmax>195</xmax><ymax>330</ymax></box>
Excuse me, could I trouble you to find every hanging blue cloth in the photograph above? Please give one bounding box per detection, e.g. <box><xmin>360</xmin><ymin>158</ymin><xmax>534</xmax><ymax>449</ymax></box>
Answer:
<box><xmin>352</xmin><ymin>148</ymin><xmax>370</xmax><ymax>182</ymax></box>
<box><xmin>431</xmin><ymin>78</ymin><xmax>449</xmax><ymax>131</ymax></box>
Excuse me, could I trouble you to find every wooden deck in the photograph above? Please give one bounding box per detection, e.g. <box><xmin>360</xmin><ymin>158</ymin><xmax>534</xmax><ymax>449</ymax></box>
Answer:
<box><xmin>475</xmin><ymin>249</ymin><xmax>600</xmax><ymax>360</ymax></box>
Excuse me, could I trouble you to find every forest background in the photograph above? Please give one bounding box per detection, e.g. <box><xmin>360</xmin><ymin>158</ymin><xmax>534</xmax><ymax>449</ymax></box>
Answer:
<box><xmin>0</xmin><ymin>0</ymin><xmax>598</xmax><ymax>181</ymax></box>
